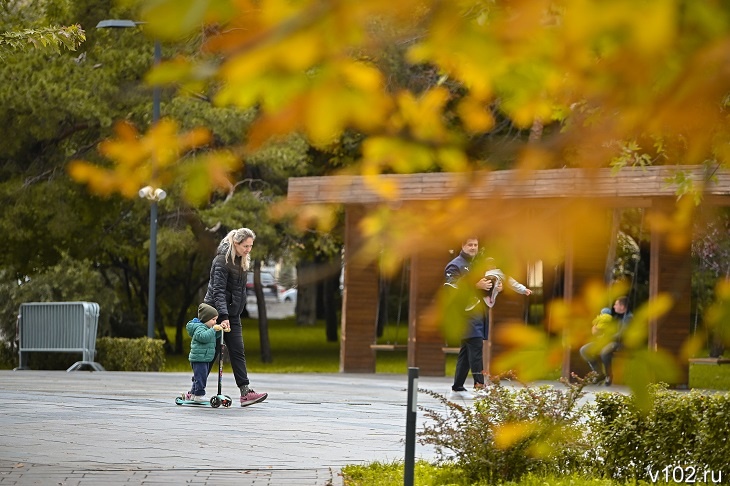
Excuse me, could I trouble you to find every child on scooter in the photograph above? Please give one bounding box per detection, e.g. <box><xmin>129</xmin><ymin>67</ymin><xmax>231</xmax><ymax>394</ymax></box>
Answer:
<box><xmin>181</xmin><ymin>303</ymin><xmax>223</xmax><ymax>402</ymax></box>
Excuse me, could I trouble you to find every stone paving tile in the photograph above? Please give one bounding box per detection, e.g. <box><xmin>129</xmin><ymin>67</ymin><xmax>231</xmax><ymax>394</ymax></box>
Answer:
<box><xmin>0</xmin><ymin>371</ymin><xmax>451</xmax><ymax>485</ymax></box>
<box><xmin>0</xmin><ymin>463</ymin><xmax>340</xmax><ymax>485</ymax></box>
<box><xmin>0</xmin><ymin>370</ymin><xmax>618</xmax><ymax>485</ymax></box>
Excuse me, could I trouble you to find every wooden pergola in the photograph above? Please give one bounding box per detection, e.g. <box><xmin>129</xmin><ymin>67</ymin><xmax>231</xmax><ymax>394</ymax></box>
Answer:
<box><xmin>287</xmin><ymin>165</ymin><xmax>730</xmax><ymax>384</ymax></box>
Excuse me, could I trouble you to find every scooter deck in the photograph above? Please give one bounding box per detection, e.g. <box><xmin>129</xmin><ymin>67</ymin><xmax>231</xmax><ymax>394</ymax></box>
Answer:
<box><xmin>175</xmin><ymin>397</ymin><xmax>211</xmax><ymax>406</ymax></box>
<box><xmin>174</xmin><ymin>395</ymin><xmax>233</xmax><ymax>408</ymax></box>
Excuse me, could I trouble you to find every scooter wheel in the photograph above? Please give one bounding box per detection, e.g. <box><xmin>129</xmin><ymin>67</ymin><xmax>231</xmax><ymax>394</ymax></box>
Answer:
<box><xmin>222</xmin><ymin>397</ymin><xmax>232</xmax><ymax>408</ymax></box>
<box><xmin>210</xmin><ymin>396</ymin><xmax>221</xmax><ymax>408</ymax></box>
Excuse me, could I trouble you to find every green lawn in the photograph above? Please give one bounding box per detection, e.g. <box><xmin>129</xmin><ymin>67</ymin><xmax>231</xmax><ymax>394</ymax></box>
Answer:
<box><xmin>689</xmin><ymin>360</ymin><xmax>730</xmax><ymax>391</ymax></box>
<box><xmin>6</xmin><ymin>316</ymin><xmax>726</xmax><ymax>390</ymax></box>
<box><xmin>166</xmin><ymin>319</ymin><xmax>730</xmax><ymax>389</ymax></box>
<box><xmin>164</xmin><ymin>318</ymin><xmax>417</xmax><ymax>374</ymax></box>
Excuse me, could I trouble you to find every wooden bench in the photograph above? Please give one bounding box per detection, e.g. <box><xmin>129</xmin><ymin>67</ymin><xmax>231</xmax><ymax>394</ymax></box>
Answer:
<box><xmin>688</xmin><ymin>357</ymin><xmax>730</xmax><ymax>365</ymax></box>
<box><xmin>370</xmin><ymin>344</ymin><xmax>408</xmax><ymax>351</ymax></box>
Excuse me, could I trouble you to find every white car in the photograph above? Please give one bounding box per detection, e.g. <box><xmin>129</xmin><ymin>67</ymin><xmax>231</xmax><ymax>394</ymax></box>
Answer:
<box><xmin>280</xmin><ymin>288</ymin><xmax>297</xmax><ymax>303</ymax></box>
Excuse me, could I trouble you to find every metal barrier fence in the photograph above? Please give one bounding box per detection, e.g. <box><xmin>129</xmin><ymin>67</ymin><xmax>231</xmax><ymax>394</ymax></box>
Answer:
<box><xmin>16</xmin><ymin>302</ymin><xmax>105</xmax><ymax>372</ymax></box>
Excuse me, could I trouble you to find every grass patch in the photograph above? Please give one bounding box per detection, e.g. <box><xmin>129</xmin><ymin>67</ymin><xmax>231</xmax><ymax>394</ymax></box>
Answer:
<box><xmin>163</xmin><ymin>317</ymin><xmax>339</xmax><ymax>373</ymax></box>
<box><xmin>689</xmin><ymin>359</ymin><xmax>730</xmax><ymax>391</ymax></box>
<box><xmin>341</xmin><ymin>461</ymin><xmax>648</xmax><ymax>486</ymax></box>
<box><xmin>163</xmin><ymin>319</ymin><xmax>415</xmax><ymax>374</ymax></box>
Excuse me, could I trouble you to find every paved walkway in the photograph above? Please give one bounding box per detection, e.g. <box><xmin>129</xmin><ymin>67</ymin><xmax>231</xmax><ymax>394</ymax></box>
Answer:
<box><xmin>0</xmin><ymin>371</ymin><xmax>621</xmax><ymax>485</ymax></box>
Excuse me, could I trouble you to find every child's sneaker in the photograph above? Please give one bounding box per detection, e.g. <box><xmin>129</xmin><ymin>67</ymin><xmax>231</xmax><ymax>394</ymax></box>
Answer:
<box><xmin>240</xmin><ymin>389</ymin><xmax>268</xmax><ymax>407</ymax></box>
<box><xmin>180</xmin><ymin>391</ymin><xmax>193</xmax><ymax>401</ymax></box>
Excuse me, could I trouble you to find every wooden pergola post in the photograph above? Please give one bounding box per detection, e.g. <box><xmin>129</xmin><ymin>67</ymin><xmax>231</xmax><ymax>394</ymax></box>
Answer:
<box><xmin>340</xmin><ymin>205</ymin><xmax>378</xmax><ymax>373</ymax></box>
<box><xmin>648</xmin><ymin>202</ymin><xmax>692</xmax><ymax>385</ymax></box>
<box><xmin>408</xmin><ymin>251</ymin><xmax>447</xmax><ymax>375</ymax></box>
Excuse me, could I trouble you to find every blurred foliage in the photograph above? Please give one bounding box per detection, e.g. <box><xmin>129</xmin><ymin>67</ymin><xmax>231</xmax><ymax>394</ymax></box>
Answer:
<box><xmin>0</xmin><ymin>0</ymin><xmax>339</xmax><ymax>351</ymax></box>
<box><xmin>67</xmin><ymin>0</ymin><xmax>730</xmax><ymax>402</ymax></box>
<box><xmin>6</xmin><ymin>1</ymin><xmax>730</xmax><ymax>411</ymax></box>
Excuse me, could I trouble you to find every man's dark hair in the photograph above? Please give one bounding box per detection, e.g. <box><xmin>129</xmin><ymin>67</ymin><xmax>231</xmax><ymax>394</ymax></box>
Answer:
<box><xmin>616</xmin><ymin>296</ymin><xmax>629</xmax><ymax>308</ymax></box>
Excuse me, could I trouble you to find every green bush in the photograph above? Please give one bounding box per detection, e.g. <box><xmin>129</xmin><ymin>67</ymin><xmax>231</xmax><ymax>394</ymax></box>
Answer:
<box><xmin>587</xmin><ymin>384</ymin><xmax>730</xmax><ymax>481</ymax></box>
<box><xmin>0</xmin><ymin>256</ymin><xmax>121</xmax><ymax>342</ymax></box>
<box><xmin>418</xmin><ymin>373</ymin><xmax>592</xmax><ymax>484</ymax></box>
<box><xmin>96</xmin><ymin>337</ymin><xmax>166</xmax><ymax>371</ymax></box>
<box><xmin>417</xmin><ymin>377</ymin><xmax>730</xmax><ymax>484</ymax></box>
<box><xmin>0</xmin><ymin>340</ymin><xmax>16</xmax><ymax>369</ymax></box>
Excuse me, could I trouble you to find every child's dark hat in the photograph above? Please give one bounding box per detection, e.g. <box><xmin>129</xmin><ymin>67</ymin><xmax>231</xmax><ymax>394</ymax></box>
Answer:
<box><xmin>198</xmin><ymin>303</ymin><xmax>218</xmax><ymax>323</ymax></box>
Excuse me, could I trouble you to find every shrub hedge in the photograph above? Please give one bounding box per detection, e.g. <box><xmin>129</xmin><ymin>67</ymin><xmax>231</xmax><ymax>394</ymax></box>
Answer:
<box><xmin>588</xmin><ymin>384</ymin><xmax>730</xmax><ymax>482</ymax></box>
<box><xmin>96</xmin><ymin>337</ymin><xmax>166</xmax><ymax>371</ymax></box>
<box><xmin>418</xmin><ymin>377</ymin><xmax>730</xmax><ymax>484</ymax></box>
<box><xmin>419</xmin><ymin>373</ymin><xmax>592</xmax><ymax>483</ymax></box>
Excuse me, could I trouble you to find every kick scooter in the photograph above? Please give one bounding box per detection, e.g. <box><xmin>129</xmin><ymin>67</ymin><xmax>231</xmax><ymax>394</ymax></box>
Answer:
<box><xmin>176</xmin><ymin>328</ymin><xmax>233</xmax><ymax>408</ymax></box>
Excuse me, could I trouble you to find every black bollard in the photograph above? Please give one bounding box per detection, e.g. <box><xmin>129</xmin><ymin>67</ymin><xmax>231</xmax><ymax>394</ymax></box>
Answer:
<box><xmin>404</xmin><ymin>367</ymin><xmax>419</xmax><ymax>486</ymax></box>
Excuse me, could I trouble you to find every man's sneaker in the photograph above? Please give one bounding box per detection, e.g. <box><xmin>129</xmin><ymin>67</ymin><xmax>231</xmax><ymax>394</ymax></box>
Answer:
<box><xmin>591</xmin><ymin>373</ymin><xmax>606</xmax><ymax>384</ymax></box>
<box><xmin>240</xmin><ymin>389</ymin><xmax>268</xmax><ymax>407</ymax></box>
<box><xmin>192</xmin><ymin>394</ymin><xmax>206</xmax><ymax>402</ymax></box>
<box><xmin>449</xmin><ymin>387</ymin><xmax>474</xmax><ymax>400</ymax></box>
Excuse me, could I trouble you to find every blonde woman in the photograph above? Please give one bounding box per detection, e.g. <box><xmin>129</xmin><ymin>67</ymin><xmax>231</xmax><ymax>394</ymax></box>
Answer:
<box><xmin>204</xmin><ymin>228</ymin><xmax>268</xmax><ymax>406</ymax></box>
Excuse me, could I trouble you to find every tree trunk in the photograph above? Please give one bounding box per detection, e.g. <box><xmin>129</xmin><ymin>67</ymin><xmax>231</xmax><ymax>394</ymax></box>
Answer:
<box><xmin>296</xmin><ymin>260</ymin><xmax>318</xmax><ymax>325</ymax></box>
<box><xmin>376</xmin><ymin>276</ymin><xmax>389</xmax><ymax>338</ymax></box>
<box><xmin>605</xmin><ymin>208</ymin><xmax>621</xmax><ymax>284</ymax></box>
<box><xmin>253</xmin><ymin>260</ymin><xmax>273</xmax><ymax>363</ymax></box>
<box><xmin>529</xmin><ymin>117</ymin><xmax>544</xmax><ymax>143</ymax></box>
<box><xmin>324</xmin><ymin>272</ymin><xmax>339</xmax><ymax>342</ymax></box>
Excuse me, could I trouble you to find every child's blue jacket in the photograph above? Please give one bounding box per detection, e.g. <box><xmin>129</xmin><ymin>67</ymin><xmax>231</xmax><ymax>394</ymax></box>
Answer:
<box><xmin>186</xmin><ymin>318</ymin><xmax>221</xmax><ymax>363</ymax></box>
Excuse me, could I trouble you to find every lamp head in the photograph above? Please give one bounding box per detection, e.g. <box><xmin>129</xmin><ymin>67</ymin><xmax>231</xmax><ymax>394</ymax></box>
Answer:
<box><xmin>96</xmin><ymin>19</ymin><xmax>140</xmax><ymax>29</ymax></box>
<box><xmin>139</xmin><ymin>186</ymin><xmax>153</xmax><ymax>199</ymax></box>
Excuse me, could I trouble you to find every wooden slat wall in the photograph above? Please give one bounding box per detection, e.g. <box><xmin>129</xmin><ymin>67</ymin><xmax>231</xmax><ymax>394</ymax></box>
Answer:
<box><xmin>340</xmin><ymin>206</ymin><xmax>378</xmax><ymax>373</ymax></box>
<box><xmin>288</xmin><ymin>166</ymin><xmax>730</xmax><ymax>205</ymax></box>
<box><xmin>409</xmin><ymin>250</ymin><xmax>449</xmax><ymax>376</ymax></box>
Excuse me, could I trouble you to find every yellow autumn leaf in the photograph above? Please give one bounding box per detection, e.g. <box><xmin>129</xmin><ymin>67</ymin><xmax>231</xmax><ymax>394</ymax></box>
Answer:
<box><xmin>494</xmin><ymin>421</ymin><xmax>537</xmax><ymax>449</ymax></box>
<box><xmin>395</xmin><ymin>88</ymin><xmax>450</xmax><ymax>142</ymax></box>
<box><xmin>437</xmin><ymin>147</ymin><xmax>469</xmax><ymax>172</ymax></box>
<box><xmin>140</xmin><ymin>0</ymin><xmax>235</xmax><ymax>41</ymax></box>
<box><xmin>458</xmin><ymin>96</ymin><xmax>495</xmax><ymax>133</ymax></box>
<box><xmin>276</xmin><ymin>32</ymin><xmax>323</xmax><ymax>71</ymax></box>
<box><xmin>496</xmin><ymin>322</ymin><xmax>546</xmax><ymax>348</ymax></box>
<box><xmin>69</xmin><ymin>118</ymin><xmax>213</xmax><ymax>202</ymax></box>
<box><xmin>363</xmin><ymin>172</ymin><xmax>400</xmax><ymax>201</ymax></box>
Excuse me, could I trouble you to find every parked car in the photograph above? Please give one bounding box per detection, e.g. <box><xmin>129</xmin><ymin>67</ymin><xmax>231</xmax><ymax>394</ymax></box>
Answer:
<box><xmin>280</xmin><ymin>287</ymin><xmax>297</xmax><ymax>303</ymax></box>
<box><xmin>246</xmin><ymin>272</ymin><xmax>279</xmax><ymax>301</ymax></box>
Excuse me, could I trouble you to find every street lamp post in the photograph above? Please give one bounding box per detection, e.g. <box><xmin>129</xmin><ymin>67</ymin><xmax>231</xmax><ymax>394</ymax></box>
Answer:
<box><xmin>138</xmin><ymin>186</ymin><xmax>166</xmax><ymax>339</ymax></box>
<box><xmin>97</xmin><ymin>19</ymin><xmax>163</xmax><ymax>339</ymax></box>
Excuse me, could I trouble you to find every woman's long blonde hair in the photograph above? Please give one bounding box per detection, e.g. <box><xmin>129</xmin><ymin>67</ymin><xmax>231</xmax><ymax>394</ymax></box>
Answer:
<box><xmin>217</xmin><ymin>228</ymin><xmax>256</xmax><ymax>270</ymax></box>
